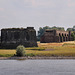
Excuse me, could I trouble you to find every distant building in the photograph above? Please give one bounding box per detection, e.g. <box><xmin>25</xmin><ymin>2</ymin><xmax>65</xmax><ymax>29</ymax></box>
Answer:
<box><xmin>0</xmin><ymin>27</ymin><xmax>37</xmax><ymax>49</ymax></box>
<box><xmin>40</xmin><ymin>30</ymin><xmax>73</xmax><ymax>43</ymax></box>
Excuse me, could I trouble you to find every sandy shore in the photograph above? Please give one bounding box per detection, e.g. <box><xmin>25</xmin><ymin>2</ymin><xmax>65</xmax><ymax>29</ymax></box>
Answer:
<box><xmin>0</xmin><ymin>56</ymin><xmax>75</xmax><ymax>60</ymax></box>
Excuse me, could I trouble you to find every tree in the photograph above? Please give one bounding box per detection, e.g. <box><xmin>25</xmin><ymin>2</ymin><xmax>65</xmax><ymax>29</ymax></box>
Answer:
<box><xmin>73</xmin><ymin>25</ymin><xmax>75</xmax><ymax>31</ymax></box>
<box><xmin>67</xmin><ymin>25</ymin><xmax>75</xmax><ymax>31</ymax></box>
<box><xmin>67</xmin><ymin>25</ymin><xmax>75</xmax><ymax>40</ymax></box>
<box><xmin>67</xmin><ymin>28</ymin><xmax>73</xmax><ymax>31</ymax></box>
<box><xmin>16</xmin><ymin>45</ymin><xmax>25</xmax><ymax>57</ymax></box>
<box><xmin>71</xmin><ymin>31</ymin><xmax>75</xmax><ymax>40</ymax></box>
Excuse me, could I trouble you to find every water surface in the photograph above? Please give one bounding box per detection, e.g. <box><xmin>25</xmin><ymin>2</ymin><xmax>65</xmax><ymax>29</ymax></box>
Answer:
<box><xmin>0</xmin><ymin>60</ymin><xmax>75</xmax><ymax>75</ymax></box>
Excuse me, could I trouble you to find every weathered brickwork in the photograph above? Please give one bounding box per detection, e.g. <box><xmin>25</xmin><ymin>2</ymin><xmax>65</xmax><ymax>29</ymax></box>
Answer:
<box><xmin>40</xmin><ymin>30</ymin><xmax>73</xmax><ymax>43</ymax></box>
<box><xmin>0</xmin><ymin>27</ymin><xmax>37</xmax><ymax>49</ymax></box>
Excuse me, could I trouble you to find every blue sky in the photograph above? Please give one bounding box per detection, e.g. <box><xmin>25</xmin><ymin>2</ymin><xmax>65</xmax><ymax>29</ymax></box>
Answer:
<box><xmin>0</xmin><ymin>0</ymin><xmax>75</xmax><ymax>31</ymax></box>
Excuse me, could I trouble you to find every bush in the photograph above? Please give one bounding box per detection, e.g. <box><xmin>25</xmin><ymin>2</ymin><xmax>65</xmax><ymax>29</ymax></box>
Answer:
<box><xmin>16</xmin><ymin>45</ymin><xmax>25</xmax><ymax>57</ymax></box>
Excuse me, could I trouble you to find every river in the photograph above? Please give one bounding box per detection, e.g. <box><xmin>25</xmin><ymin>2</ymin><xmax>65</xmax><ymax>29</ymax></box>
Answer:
<box><xmin>0</xmin><ymin>60</ymin><xmax>75</xmax><ymax>75</ymax></box>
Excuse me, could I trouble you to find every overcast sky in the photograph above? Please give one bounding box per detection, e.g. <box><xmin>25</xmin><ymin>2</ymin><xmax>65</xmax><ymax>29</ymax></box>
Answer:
<box><xmin>0</xmin><ymin>0</ymin><xmax>75</xmax><ymax>31</ymax></box>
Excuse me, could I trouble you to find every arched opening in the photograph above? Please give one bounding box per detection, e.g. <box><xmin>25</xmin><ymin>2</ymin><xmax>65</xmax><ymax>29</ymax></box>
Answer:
<box><xmin>65</xmin><ymin>34</ymin><xmax>66</xmax><ymax>36</ymax></box>
<box><xmin>64</xmin><ymin>34</ymin><xmax>66</xmax><ymax>41</ymax></box>
<box><xmin>26</xmin><ymin>32</ymin><xmax>30</xmax><ymax>41</ymax></box>
<box><xmin>66</xmin><ymin>37</ymin><xmax>68</xmax><ymax>41</ymax></box>
<box><xmin>59</xmin><ymin>33</ymin><xmax>62</xmax><ymax>42</ymax></box>
<box><xmin>63</xmin><ymin>34</ymin><xmax>66</xmax><ymax>42</ymax></box>
<box><xmin>61</xmin><ymin>33</ymin><xmax>64</xmax><ymax>42</ymax></box>
<box><xmin>14</xmin><ymin>32</ymin><xmax>20</xmax><ymax>40</ymax></box>
<box><xmin>66</xmin><ymin>34</ymin><xmax>68</xmax><ymax>41</ymax></box>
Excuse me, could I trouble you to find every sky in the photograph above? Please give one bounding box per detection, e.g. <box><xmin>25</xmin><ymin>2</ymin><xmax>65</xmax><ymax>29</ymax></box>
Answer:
<box><xmin>0</xmin><ymin>0</ymin><xmax>75</xmax><ymax>31</ymax></box>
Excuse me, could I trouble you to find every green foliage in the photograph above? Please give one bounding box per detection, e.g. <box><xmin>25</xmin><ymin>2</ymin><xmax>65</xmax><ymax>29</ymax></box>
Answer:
<box><xmin>52</xmin><ymin>26</ymin><xmax>64</xmax><ymax>31</ymax></box>
<box><xmin>71</xmin><ymin>31</ymin><xmax>75</xmax><ymax>40</ymax></box>
<box><xmin>16</xmin><ymin>45</ymin><xmax>25</xmax><ymax>57</ymax></box>
<box><xmin>0</xmin><ymin>54</ymin><xmax>14</xmax><ymax>57</ymax></box>
<box><xmin>26</xmin><ymin>47</ymin><xmax>45</xmax><ymax>51</ymax></box>
<box><xmin>67</xmin><ymin>25</ymin><xmax>75</xmax><ymax>40</ymax></box>
<box><xmin>67</xmin><ymin>25</ymin><xmax>75</xmax><ymax>31</ymax></box>
<box><xmin>73</xmin><ymin>25</ymin><xmax>75</xmax><ymax>31</ymax></box>
<box><xmin>67</xmin><ymin>28</ymin><xmax>73</xmax><ymax>31</ymax></box>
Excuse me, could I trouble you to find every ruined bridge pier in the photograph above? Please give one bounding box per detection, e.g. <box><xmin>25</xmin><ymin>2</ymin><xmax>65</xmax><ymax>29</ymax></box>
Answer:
<box><xmin>0</xmin><ymin>27</ymin><xmax>37</xmax><ymax>49</ymax></box>
<box><xmin>40</xmin><ymin>30</ymin><xmax>73</xmax><ymax>43</ymax></box>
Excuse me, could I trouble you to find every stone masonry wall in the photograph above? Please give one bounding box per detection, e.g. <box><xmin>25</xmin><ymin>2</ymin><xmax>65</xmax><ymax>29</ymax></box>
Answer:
<box><xmin>1</xmin><ymin>27</ymin><xmax>37</xmax><ymax>49</ymax></box>
<box><xmin>40</xmin><ymin>30</ymin><xmax>73</xmax><ymax>43</ymax></box>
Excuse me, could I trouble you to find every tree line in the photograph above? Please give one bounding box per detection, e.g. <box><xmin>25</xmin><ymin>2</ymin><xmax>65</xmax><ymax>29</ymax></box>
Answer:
<box><xmin>37</xmin><ymin>25</ymin><xmax>75</xmax><ymax>41</ymax></box>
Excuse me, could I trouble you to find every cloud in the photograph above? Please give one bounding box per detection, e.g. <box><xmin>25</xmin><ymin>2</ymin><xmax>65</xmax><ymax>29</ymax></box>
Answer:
<box><xmin>23</xmin><ymin>0</ymin><xmax>36</xmax><ymax>7</ymax></box>
<box><xmin>67</xmin><ymin>0</ymin><xmax>75</xmax><ymax>7</ymax></box>
<box><xmin>0</xmin><ymin>0</ymin><xmax>75</xmax><ymax>30</ymax></box>
<box><xmin>23</xmin><ymin>0</ymin><xmax>55</xmax><ymax>8</ymax></box>
<box><xmin>0</xmin><ymin>8</ymin><xmax>4</xmax><ymax>11</ymax></box>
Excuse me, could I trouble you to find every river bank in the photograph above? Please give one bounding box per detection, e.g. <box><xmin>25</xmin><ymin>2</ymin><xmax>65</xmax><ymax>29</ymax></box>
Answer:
<box><xmin>1</xmin><ymin>56</ymin><xmax>75</xmax><ymax>60</ymax></box>
<box><xmin>0</xmin><ymin>41</ymin><xmax>75</xmax><ymax>58</ymax></box>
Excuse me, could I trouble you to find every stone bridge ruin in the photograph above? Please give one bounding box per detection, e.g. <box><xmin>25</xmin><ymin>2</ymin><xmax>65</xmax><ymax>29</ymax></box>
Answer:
<box><xmin>40</xmin><ymin>30</ymin><xmax>73</xmax><ymax>43</ymax></box>
<box><xmin>0</xmin><ymin>27</ymin><xmax>37</xmax><ymax>49</ymax></box>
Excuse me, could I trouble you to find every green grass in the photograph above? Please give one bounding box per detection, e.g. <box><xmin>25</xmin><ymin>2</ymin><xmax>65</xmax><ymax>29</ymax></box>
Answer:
<box><xmin>0</xmin><ymin>54</ymin><xmax>14</xmax><ymax>57</ymax></box>
<box><xmin>62</xmin><ymin>43</ymin><xmax>75</xmax><ymax>46</ymax></box>
<box><xmin>0</xmin><ymin>49</ymin><xmax>16</xmax><ymax>57</ymax></box>
<box><xmin>26</xmin><ymin>47</ymin><xmax>45</xmax><ymax>51</ymax></box>
<box><xmin>0</xmin><ymin>42</ymin><xmax>75</xmax><ymax>57</ymax></box>
<box><xmin>25</xmin><ymin>46</ymin><xmax>75</xmax><ymax>57</ymax></box>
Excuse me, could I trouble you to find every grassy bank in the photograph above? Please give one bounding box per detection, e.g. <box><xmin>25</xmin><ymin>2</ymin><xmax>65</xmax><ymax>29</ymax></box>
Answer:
<box><xmin>0</xmin><ymin>41</ymin><xmax>75</xmax><ymax>57</ymax></box>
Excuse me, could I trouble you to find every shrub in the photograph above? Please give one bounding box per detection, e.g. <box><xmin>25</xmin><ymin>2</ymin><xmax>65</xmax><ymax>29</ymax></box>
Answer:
<box><xmin>16</xmin><ymin>45</ymin><xmax>25</xmax><ymax>57</ymax></box>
